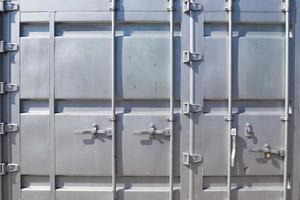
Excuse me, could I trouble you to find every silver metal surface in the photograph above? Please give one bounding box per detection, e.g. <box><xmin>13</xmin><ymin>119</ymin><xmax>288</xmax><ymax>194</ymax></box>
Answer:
<box><xmin>111</xmin><ymin>1</ymin><xmax>117</xmax><ymax>200</ymax></box>
<box><xmin>283</xmin><ymin>0</ymin><xmax>290</xmax><ymax>199</ymax></box>
<box><xmin>1</xmin><ymin>1</ymin><xmax>300</xmax><ymax>200</ymax></box>
<box><xmin>226</xmin><ymin>0</ymin><xmax>233</xmax><ymax>199</ymax></box>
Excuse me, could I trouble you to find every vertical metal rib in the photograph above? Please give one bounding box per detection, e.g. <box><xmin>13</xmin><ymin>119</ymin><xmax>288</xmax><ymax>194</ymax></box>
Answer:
<box><xmin>283</xmin><ymin>1</ymin><xmax>290</xmax><ymax>199</ymax></box>
<box><xmin>226</xmin><ymin>0</ymin><xmax>233</xmax><ymax>200</ymax></box>
<box><xmin>169</xmin><ymin>1</ymin><xmax>175</xmax><ymax>200</ymax></box>
<box><xmin>111</xmin><ymin>1</ymin><xmax>117</xmax><ymax>200</ymax></box>
<box><xmin>188</xmin><ymin>4</ymin><xmax>195</xmax><ymax>200</ymax></box>
<box><xmin>49</xmin><ymin>11</ymin><xmax>56</xmax><ymax>200</ymax></box>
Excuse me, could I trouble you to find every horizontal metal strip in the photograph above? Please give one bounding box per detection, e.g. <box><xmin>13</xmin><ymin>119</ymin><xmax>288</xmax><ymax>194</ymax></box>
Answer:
<box><xmin>204</xmin><ymin>12</ymin><xmax>287</xmax><ymax>23</ymax></box>
<box><xmin>21</xmin><ymin>11</ymin><xmax>181</xmax><ymax>23</ymax></box>
<box><xmin>203</xmin><ymin>175</ymin><xmax>284</xmax><ymax>191</ymax></box>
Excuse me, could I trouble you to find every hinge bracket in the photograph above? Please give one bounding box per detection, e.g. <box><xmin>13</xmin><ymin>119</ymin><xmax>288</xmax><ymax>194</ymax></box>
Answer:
<box><xmin>0</xmin><ymin>1</ymin><xmax>18</xmax><ymax>12</ymax></box>
<box><xmin>167</xmin><ymin>1</ymin><xmax>175</xmax><ymax>11</ymax></box>
<box><xmin>281</xmin><ymin>0</ymin><xmax>289</xmax><ymax>12</ymax></box>
<box><xmin>0</xmin><ymin>41</ymin><xmax>18</xmax><ymax>53</ymax></box>
<box><xmin>0</xmin><ymin>163</ymin><xmax>19</xmax><ymax>175</ymax></box>
<box><xmin>183</xmin><ymin>51</ymin><xmax>203</xmax><ymax>64</ymax></box>
<box><xmin>183</xmin><ymin>153</ymin><xmax>202</xmax><ymax>166</ymax></box>
<box><xmin>0</xmin><ymin>82</ymin><xmax>18</xmax><ymax>94</ymax></box>
<box><xmin>183</xmin><ymin>0</ymin><xmax>203</xmax><ymax>13</ymax></box>
<box><xmin>225</xmin><ymin>0</ymin><xmax>233</xmax><ymax>11</ymax></box>
<box><xmin>183</xmin><ymin>102</ymin><xmax>202</xmax><ymax>115</ymax></box>
<box><xmin>0</xmin><ymin>123</ymin><xmax>18</xmax><ymax>135</ymax></box>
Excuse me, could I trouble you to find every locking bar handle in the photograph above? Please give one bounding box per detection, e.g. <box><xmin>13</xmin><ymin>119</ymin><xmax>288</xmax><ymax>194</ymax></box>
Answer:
<box><xmin>133</xmin><ymin>123</ymin><xmax>171</xmax><ymax>138</ymax></box>
<box><xmin>230</xmin><ymin>128</ymin><xmax>237</xmax><ymax>167</ymax></box>
<box><xmin>249</xmin><ymin>144</ymin><xmax>286</xmax><ymax>159</ymax></box>
<box><xmin>73</xmin><ymin>123</ymin><xmax>112</xmax><ymax>138</ymax></box>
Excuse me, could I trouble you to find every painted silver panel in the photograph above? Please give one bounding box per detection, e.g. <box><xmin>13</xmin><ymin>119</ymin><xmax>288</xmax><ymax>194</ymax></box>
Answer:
<box><xmin>20</xmin><ymin>0</ymin><xmax>110</xmax><ymax>12</ymax></box>
<box><xmin>204</xmin><ymin>0</ymin><xmax>282</xmax><ymax>12</ymax></box>
<box><xmin>55</xmin><ymin>38</ymin><xmax>112</xmax><ymax>99</ymax></box>
<box><xmin>55</xmin><ymin>115</ymin><xmax>112</xmax><ymax>176</ymax></box>
<box><xmin>20</xmin><ymin>38</ymin><xmax>49</xmax><ymax>99</ymax></box>
<box><xmin>119</xmin><ymin>114</ymin><xmax>180</xmax><ymax>176</ymax></box>
<box><xmin>21</xmin><ymin>115</ymin><xmax>50</xmax><ymax>175</ymax></box>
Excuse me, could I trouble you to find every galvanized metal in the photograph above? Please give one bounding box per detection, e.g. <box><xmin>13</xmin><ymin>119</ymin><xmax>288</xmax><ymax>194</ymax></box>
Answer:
<box><xmin>283</xmin><ymin>0</ymin><xmax>290</xmax><ymax>199</ymax></box>
<box><xmin>226</xmin><ymin>0</ymin><xmax>233</xmax><ymax>199</ymax></box>
<box><xmin>1</xmin><ymin>1</ymin><xmax>300</xmax><ymax>200</ymax></box>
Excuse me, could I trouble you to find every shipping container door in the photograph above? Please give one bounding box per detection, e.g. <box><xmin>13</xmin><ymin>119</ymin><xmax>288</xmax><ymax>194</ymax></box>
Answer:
<box><xmin>3</xmin><ymin>0</ymin><xmax>182</xmax><ymax>200</ymax></box>
<box><xmin>181</xmin><ymin>0</ymin><xmax>299</xmax><ymax>200</ymax></box>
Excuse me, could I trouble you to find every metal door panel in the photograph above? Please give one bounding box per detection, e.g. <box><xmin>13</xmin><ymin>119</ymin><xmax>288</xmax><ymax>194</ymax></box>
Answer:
<box><xmin>20</xmin><ymin>38</ymin><xmax>49</xmax><ymax>99</ymax></box>
<box><xmin>203</xmin><ymin>114</ymin><xmax>284</xmax><ymax>176</ymax></box>
<box><xmin>20</xmin><ymin>0</ymin><xmax>110</xmax><ymax>12</ymax></box>
<box><xmin>203</xmin><ymin>190</ymin><xmax>282</xmax><ymax>200</ymax></box>
<box><xmin>119</xmin><ymin>0</ymin><xmax>178</xmax><ymax>11</ymax></box>
<box><xmin>204</xmin><ymin>0</ymin><xmax>282</xmax><ymax>12</ymax></box>
<box><xmin>236</xmin><ymin>114</ymin><xmax>284</xmax><ymax>176</ymax></box>
<box><xmin>55</xmin><ymin>115</ymin><xmax>112</xmax><ymax>176</ymax></box>
<box><xmin>119</xmin><ymin>114</ymin><xmax>179</xmax><ymax>176</ymax></box>
<box><xmin>21</xmin><ymin>114</ymin><xmax>50</xmax><ymax>175</ymax></box>
<box><xmin>22</xmin><ymin>191</ymin><xmax>50</xmax><ymax>200</ymax></box>
<box><xmin>55</xmin><ymin>38</ymin><xmax>112</xmax><ymax>99</ymax></box>
<box><xmin>56</xmin><ymin>191</ymin><xmax>112</xmax><ymax>200</ymax></box>
<box><xmin>118</xmin><ymin>37</ymin><xmax>171</xmax><ymax>99</ymax></box>
<box><xmin>121</xmin><ymin>191</ymin><xmax>180</xmax><ymax>200</ymax></box>
<box><xmin>204</xmin><ymin>36</ymin><xmax>284</xmax><ymax>100</ymax></box>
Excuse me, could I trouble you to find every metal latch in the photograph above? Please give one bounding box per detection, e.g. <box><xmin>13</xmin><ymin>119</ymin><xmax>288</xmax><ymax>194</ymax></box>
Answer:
<box><xmin>183</xmin><ymin>51</ymin><xmax>203</xmax><ymax>64</ymax></box>
<box><xmin>167</xmin><ymin>1</ymin><xmax>175</xmax><ymax>11</ymax></box>
<box><xmin>0</xmin><ymin>82</ymin><xmax>18</xmax><ymax>94</ymax></box>
<box><xmin>0</xmin><ymin>1</ymin><xmax>18</xmax><ymax>12</ymax></box>
<box><xmin>231</xmin><ymin>128</ymin><xmax>237</xmax><ymax>167</ymax></box>
<box><xmin>249</xmin><ymin>144</ymin><xmax>286</xmax><ymax>159</ymax></box>
<box><xmin>183</xmin><ymin>0</ymin><xmax>202</xmax><ymax>13</ymax></box>
<box><xmin>0</xmin><ymin>123</ymin><xmax>18</xmax><ymax>135</ymax></box>
<box><xmin>0</xmin><ymin>41</ymin><xmax>18</xmax><ymax>53</ymax></box>
<box><xmin>225</xmin><ymin>0</ymin><xmax>233</xmax><ymax>11</ymax></box>
<box><xmin>0</xmin><ymin>163</ymin><xmax>19</xmax><ymax>175</ymax></box>
<box><xmin>73</xmin><ymin>123</ymin><xmax>112</xmax><ymax>138</ymax></box>
<box><xmin>281</xmin><ymin>0</ymin><xmax>289</xmax><ymax>12</ymax></box>
<box><xmin>183</xmin><ymin>102</ymin><xmax>202</xmax><ymax>115</ymax></box>
<box><xmin>133</xmin><ymin>123</ymin><xmax>171</xmax><ymax>139</ymax></box>
<box><xmin>183</xmin><ymin>153</ymin><xmax>202</xmax><ymax>166</ymax></box>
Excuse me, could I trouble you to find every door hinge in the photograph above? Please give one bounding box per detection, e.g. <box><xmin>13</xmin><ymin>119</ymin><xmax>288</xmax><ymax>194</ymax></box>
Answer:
<box><xmin>0</xmin><ymin>163</ymin><xmax>19</xmax><ymax>175</ymax></box>
<box><xmin>167</xmin><ymin>1</ymin><xmax>175</xmax><ymax>11</ymax></box>
<box><xmin>0</xmin><ymin>82</ymin><xmax>18</xmax><ymax>94</ymax></box>
<box><xmin>0</xmin><ymin>123</ymin><xmax>18</xmax><ymax>135</ymax></box>
<box><xmin>183</xmin><ymin>102</ymin><xmax>202</xmax><ymax>115</ymax></box>
<box><xmin>183</xmin><ymin>153</ymin><xmax>202</xmax><ymax>166</ymax></box>
<box><xmin>281</xmin><ymin>0</ymin><xmax>289</xmax><ymax>12</ymax></box>
<box><xmin>183</xmin><ymin>51</ymin><xmax>203</xmax><ymax>64</ymax></box>
<box><xmin>0</xmin><ymin>41</ymin><xmax>18</xmax><ymax>53</ymax></box>
<box><xmin>0</xmin><ymin>1</ymin><xmax>18</xmax><ymax>12</ymax></box>
<box><xmin>225</xmin><ymin>0</ymin><xmax>233</xmax><ymax>11</ymax></box>
<box><xmin>183</xmin><ymin>0</ymin><xmax>203</xmax><ymax>13</ymax></box>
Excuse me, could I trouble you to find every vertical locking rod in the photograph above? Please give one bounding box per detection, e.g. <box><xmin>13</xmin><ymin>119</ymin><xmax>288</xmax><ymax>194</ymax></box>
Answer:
<box><xmin>226</xmin><ymin>0</ymin><xmax>233</xmax><ymax>200</ymax></box>
<box><xmin>188</xmin><ymin>2</ymin><xmax>196</xmax><ymax>200</ymax></box>
<box><xmin>111</xmin><ymin>1</ymin><xmax>117</xmax><ymax>200</ymax></box>
<box><xmin>169</xmin><ymin>1</ymin><xmax>175</xmax><ymax>200</ymax></box>
<box><xmin>283</xmin><ymin>1</ymin><xmax>290</xmax><ymax>200</ymax></box>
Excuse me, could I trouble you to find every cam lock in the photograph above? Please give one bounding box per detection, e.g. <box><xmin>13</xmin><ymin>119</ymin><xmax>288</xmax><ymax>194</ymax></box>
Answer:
<box><xmin>249</xmin><ymin>144</ymin><xmax>286</xmax><ymax>159</ymax></box>
<box><xmin>133</xmin><ymin>123</ymin><xmax>171</xmax><ymax>139</ymax></box>
<box><xmin>73</xmin><ymin>123</ymin><xmax>112</xmax><ymax>138</ymax></box>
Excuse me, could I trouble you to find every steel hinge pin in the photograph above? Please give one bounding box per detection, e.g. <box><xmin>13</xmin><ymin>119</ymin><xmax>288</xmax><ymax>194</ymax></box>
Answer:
<box><xmin>183</xmin><ymin>0</ymin><xmax>202</xmax><ymax>13</ymax></box>
<box><xmin>183</xmin><ymin>51</ymin><xmax>203</xmax><ymax>64</ymax></box>
<box><xmin>0</xmin><ymin>123</ymin><xmax>18</xmax><ymax>135</ymax></box>
<box><xmin>0</xmin><ymin>1</ymin><xmax>19</xmax><ymax>12</ymax></box>
<box><xmin>183</xmin><ymin>153</ymin><xmax>202</xmax><ymax>166</ymax></box>
<box><xmin>0</xmin><ymin>163</ymin><xmax>19</xmax><ymax>175</ymax></box>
